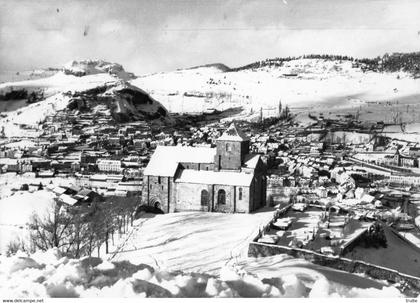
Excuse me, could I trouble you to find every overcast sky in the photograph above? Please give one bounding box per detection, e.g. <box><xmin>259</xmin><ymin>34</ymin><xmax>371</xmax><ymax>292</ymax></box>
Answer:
<box><xmin>0</xmin><ymin>0</ymin><xmax>419</xmax><ymax>75</ymax></box>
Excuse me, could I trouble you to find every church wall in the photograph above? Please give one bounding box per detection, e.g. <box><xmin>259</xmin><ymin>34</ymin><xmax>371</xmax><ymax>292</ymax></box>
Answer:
<box><xmin>175</xmin><ymin>182</ymin><xmax>213</xmax><ymax>212</ymax></box>
<box><xmin>179</xmin><ymin>162</ymin><xmax>199</xmax><ymax>170</ymax></box>
<box><xmin>213</xmin><ymin>184</ymin><xmax>235</xmax><ymax>212</ymax></box>
<box><xmin>241</xmin><ymin>141</ymin><xmax>250</xmax><ymax>161</ymax></box>
<box><xmin>199</xmin><ymin>163</ymin><xmax>214</xmax><ymax>171</ymax></box>
<box><xmin>179</xmin><ymin>162</ymin><xmax>214</xmax><ymax>171</ymax></box>
<box><xmin>235</xmin><ymin>186</ymin><xmax>250</xmax><ymax>213</ymax></box>
<box><xmin>215</xmin><ymin>140</ymin><xmax>242</xmax><ymax>170</ymax></box>
<box><xmin>143</xmin><ymin>175</ymin><xmax>172</xmax><ymax>213</ymax></box>
<box><xmin>252</xmin><ymin>175</ymin><xmax>264</xmax><ymax>211</ymax></box>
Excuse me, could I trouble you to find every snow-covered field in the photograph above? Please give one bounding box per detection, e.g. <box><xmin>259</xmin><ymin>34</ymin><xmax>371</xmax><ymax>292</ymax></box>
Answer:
<box><xmin>0</xmin><ymin>248</ymin><xmax>403</xmax><ymax>298</ymax></box>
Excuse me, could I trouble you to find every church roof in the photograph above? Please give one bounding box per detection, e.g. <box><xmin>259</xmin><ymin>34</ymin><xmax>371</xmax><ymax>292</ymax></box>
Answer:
<box><xmin>243</xmin><ymin>154</ymin><xmax>261</xmax><ymax>169</ymax></box>
<box><xmin>175</xmin><ymin>169</ymin><xmax>254</xmax><ymax>186</ymax></box>
<box><xmin>217</xmin><ymin>123</ymin><xmax>248</xmax><ymax>142</ymax></box>
<box><xmin>143</xmin><ymin>145</ymin><xmax>216</xmax><ymax>177</ymax></box>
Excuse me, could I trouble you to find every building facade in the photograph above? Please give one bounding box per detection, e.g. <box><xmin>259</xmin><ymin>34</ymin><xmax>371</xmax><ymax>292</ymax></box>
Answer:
<box><xmin>142</xmin><ymin>124</ymin><xmax>266</xmax><ymax>213</ymax></box>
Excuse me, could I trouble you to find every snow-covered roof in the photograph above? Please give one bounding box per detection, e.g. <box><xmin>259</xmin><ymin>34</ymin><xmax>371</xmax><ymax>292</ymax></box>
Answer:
<box><xmin>59</xmin><ymin>194</ymin><xmax>78</xmax><ymax>206</ymax></box>
<box><xmin>217</xmin><ymin>123</ymin><xmax>248</xmax><ymax>142</ymax></box>
<box><xmin>175</xmin><ymin>169</ymin><xmax>253</xmax><ymax>186</ymax></box>
<box><xmin>0</xmin><ymin>158</ymin><xmax>17</xmax><ymax>165</ymax></box>
<box><xmin>143</xmin><ymin>146</ymin><xmax>216</xmax><ymax>177</ymax></box>
<box><xmin>243</xmin><ymin>154</ymin><xmax>260</xmax><ymax>169</ymax></box>
<box><xmin>52</xmin><ymin>186</ymin><xmax>67</xmax><ymax>195</ymax></box>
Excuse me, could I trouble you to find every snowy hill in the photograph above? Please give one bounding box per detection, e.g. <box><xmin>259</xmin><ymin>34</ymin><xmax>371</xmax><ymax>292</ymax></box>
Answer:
<box><xmin>184</xmin><ymin>63</ymin><xmax>231</xmax><ymax>73</ymax></box>
<box><xmin>132</xmin><ymin>57</ymin><xmax>420</xmax><ymax>122</ymax></box>
<box><xmin>0</xmin><ymin>249</ymin><xmax>402</xmax><ymax>298</ymax></box>
<box><xmin>0</xmin><ymin>61</ymin><xmax>168</xmax><ymax>137</ymax></box>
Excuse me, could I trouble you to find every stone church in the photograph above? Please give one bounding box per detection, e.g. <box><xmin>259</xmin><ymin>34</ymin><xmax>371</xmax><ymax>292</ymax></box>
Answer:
<box><xmin>142</xmin><ymin>123</ymin><xmax>266</xmax><ymax>213</ymax></box>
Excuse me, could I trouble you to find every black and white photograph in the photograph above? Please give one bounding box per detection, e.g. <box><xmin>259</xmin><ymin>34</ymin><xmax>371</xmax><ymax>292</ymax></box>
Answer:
<box><xmin>0</xmin><ymin>0</ymin><xmax>420</xmax><ymax>299</ymax></box>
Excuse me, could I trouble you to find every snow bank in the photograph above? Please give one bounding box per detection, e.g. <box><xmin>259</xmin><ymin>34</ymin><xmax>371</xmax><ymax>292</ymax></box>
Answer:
<box><xmin>0</xmin><ymin>249</ymin><xmax>404</xmax><ymax>298</ymax></box>
<box><xmin>236</xmin><ymin>254</ymin><xmax>403</xmax><ymax>298</ymax></box>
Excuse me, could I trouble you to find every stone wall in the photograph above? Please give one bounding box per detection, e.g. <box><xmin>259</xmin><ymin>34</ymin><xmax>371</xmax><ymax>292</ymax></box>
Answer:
<box><xmin>248</xmin><ymin>242</ymin><xmax>420</xmax><ymax>295</ymax></box>
<box><xmin>175</xmin><ymin>182</ymin><xmax>213</xmax><ymax>212</ymax></box>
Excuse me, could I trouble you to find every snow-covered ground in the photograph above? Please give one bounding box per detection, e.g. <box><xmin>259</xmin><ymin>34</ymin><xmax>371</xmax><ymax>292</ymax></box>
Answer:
<box><xmin>237</xmin><ymin>255</ymin><xmax>402</xmax><ymax>297</ymax></box>
<box><xmin>133</xmin><ymin>59</ymin><xmax>420</xmax><ymax>123</ymax></box>
<box><xmin>110</xmin><ymin>210</ymin><xmax>276</xmax><ymax>275</ymax></box>
<box><xmin>0</xmin><ymin>173</ymin><xmax>78</xmax><ymax>254</ymax></box>
<box><xmin>0</xmin><ymin>248</ymin><xmax>403</xmax><ymax>298</ymax></box>
<box><xmin>0</xmin><ymin>190</ymin><xmax>56</xmax><ymax>254</ymax></box>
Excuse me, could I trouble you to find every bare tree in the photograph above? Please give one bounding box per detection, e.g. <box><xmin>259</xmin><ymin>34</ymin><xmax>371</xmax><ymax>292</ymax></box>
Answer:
<box><xmin>28</xmin><ymin>199</ymin><xmax>73</xmax><ymax>252</ymax></box>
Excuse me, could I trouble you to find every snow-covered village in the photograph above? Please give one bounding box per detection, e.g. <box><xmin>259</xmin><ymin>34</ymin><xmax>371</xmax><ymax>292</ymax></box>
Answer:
<box><xmin>1</xmin><ymin>0</ymin><xmax>420</xmax><ymax>300</ymax></box>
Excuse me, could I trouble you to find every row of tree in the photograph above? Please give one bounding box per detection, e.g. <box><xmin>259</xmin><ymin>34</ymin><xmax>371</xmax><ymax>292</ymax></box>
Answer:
<box><xmin>7</xmin><ymin>196</ymin><xmax>139</xmax><ymax>258</ymax></box>
<box><xmin>230</xmin><ymin>52</ymin><xmax>420</xmax><ymax>76</ymax></box>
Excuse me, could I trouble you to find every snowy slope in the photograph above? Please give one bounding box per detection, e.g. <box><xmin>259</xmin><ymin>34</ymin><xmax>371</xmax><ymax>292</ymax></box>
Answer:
<box><xmin>0</xmin><ymin>249</ymin><xmax>403</xmax><ymax>298</ymax></box>
<box><xmin>132</xmin><ymin>58</ymin><xmax>420</xmax><ymax>121</ymax></box>
<box><xmin>0</xmin><ymin>190</ymin><xmax>57</xmax><ymax>254</ymax></box>
<box><xmin>0</xmin><ymin>61</ymin><xmax>168</xmax><ymax>137</ymax></box>
<box><xmin>111</xmin><ymin>211</ymin><xmax>275</xmax><ymax>275</ymax></box>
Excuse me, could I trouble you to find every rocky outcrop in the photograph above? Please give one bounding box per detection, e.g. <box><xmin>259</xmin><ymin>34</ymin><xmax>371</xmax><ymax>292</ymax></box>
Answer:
<box><xmin>63</xmin><ymin>60</ymin><xmax>135</xmax><ymax>80</ymax></box>
<box><xmin>66</xmin><ymin>81</ymin><xmax>168</xmax><ymax>122</ymax></box>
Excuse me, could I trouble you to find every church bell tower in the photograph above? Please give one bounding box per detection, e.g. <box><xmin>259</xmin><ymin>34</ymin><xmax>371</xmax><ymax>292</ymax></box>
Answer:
<box><xmin>214</xmin><ymin>123</ymin><xmax>249</xmax><ymax>171</ymax></box>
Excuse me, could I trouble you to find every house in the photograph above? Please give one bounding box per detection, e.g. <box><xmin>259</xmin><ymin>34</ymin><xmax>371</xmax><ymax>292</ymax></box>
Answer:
<box><xmin>142</xmin><ymin>123</ymin><xmax>266</xmax><ymax>213</ymax></box>
<box><xmin>97</xmin><ymin>159</ymin><xmax>122</xmax><ymax>173</ymax></box>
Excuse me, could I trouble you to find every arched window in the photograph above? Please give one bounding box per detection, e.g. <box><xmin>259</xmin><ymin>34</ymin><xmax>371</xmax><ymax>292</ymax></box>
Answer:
<box><xmin>217</xmin><ymin>189</ymin><xmax>226</xmax><ymax>205</ymax></box>
<box><xmin>201</xmin><ymin>189</ymin><xmax>209</xmax><ymax>206</ymax></box>
<box><xmin>238</xmin><ymin>188</ymin><xmax>243</xmax><ymax>200</ymax></box>
<box><xmin>226</xmin><ymin>143</ymin><xmax>232</xmax><ymax>152</ymax></box>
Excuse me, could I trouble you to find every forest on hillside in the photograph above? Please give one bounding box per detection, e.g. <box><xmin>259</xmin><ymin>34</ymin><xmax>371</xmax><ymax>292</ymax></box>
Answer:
<box><xmin>230</xmin><ymin>52</ymin><xmax>420</xmax><ymax>76</ymax></box>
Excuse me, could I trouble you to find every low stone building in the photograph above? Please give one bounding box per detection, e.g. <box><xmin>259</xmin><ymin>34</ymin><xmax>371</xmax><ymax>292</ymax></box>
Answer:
<box><xmin>142</xmin><ymin>123</ymin><xmax>266</xmax><ymax>213</ymax></box>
